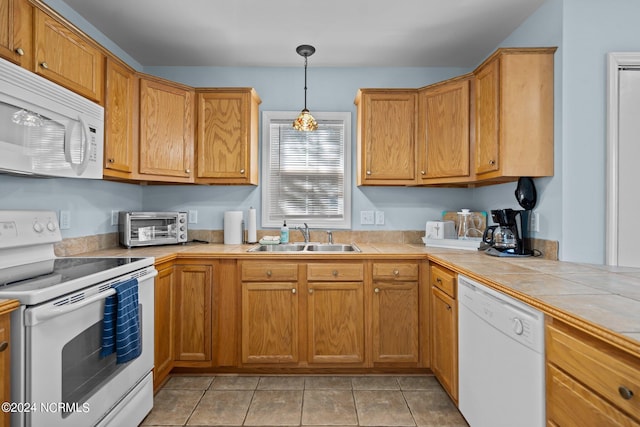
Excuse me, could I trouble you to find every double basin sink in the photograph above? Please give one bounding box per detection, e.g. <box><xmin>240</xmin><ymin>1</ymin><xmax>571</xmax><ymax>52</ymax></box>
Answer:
<box><xmin>247</xmin><ymin>243</ymin><xmax>361</xmax><ymax>253</ymax></box>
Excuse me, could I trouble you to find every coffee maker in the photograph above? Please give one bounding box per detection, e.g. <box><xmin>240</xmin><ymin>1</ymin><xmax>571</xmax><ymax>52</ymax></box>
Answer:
<box><xmin>482</xmin><ymin>208</ymin><xmax>532</xmax><ymax>257</ymax></box>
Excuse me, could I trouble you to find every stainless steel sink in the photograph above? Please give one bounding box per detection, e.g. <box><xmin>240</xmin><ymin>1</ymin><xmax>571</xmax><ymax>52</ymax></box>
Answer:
<box><xmin>247</xmin><ymin>243</ymin><xmax>361</xmax><ymax>253</ymax></box>
<box><xmin>247</xmin><ymin>243</ymin><xmax>306</xmax><ymax>252</ymax></box>
<box><xmin>304</xmin><ymin>243</ymin><xmax>360</xmax><ymax>252</ymax></box>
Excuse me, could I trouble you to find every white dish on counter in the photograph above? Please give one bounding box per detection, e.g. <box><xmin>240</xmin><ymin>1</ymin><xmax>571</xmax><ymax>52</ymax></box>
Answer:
<box><xmin>422</xmin><ymin>236</ymin><xmax>482</xmax><ymax>251</ymax></box>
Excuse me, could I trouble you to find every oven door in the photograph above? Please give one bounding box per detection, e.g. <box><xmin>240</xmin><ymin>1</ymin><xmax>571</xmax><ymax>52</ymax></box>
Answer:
<box><xmin>19</xmin><ymin>273</ymin><xmax>155</xmax><ymax>427</ymax></box>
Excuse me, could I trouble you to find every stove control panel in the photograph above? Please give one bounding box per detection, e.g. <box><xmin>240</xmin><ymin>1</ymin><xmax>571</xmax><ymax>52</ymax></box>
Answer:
<box><xmin>0</xmin><ymin>210</ymin><xmax>61</xmax><ymax>249</ymax></box>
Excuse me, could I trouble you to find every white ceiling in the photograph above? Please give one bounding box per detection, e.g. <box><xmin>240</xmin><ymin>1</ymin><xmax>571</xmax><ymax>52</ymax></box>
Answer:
<box><xmin>59</xmin><ymin>0</ymin><xmax>545</xmax><ymax>67</ymax></box>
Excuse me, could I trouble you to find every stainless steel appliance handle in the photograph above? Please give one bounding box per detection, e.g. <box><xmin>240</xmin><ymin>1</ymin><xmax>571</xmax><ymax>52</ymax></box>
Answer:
<box><xmin>29</xmin><ymin>288</ymin><xmax>116</xmax><ymax>324</ymax></box>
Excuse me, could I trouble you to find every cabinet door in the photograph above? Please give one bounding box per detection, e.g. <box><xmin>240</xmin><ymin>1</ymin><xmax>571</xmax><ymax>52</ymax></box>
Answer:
<box><xmin>174</xmin><ymin>264</ymin><xmax>212</xmax><ymax>363</ymax></box>
<box><xmin>196</xmin><ymin>89</ymin><xmax>260</xmax><ymax>184</ymax></box>
<box><xmin>104</xmin><ymin>58</ymin><xmax>135</xmax><ymax>176</ymax></box>
<box><xmin>153</xmin><ymin>264</ymin><xmax>174</xmax><ymax>389</ymax></box>
<box><xmin>307</xmin><ymin>282</ymin><xmax>365</xmax><ymax>364</ymax></box>
<box><xmin>34</xmin><ymin>9</ymin><xmax>104</xmax><ymax>102</ymax></box>
<box><xmin>418</xmin><ymin>78</ymin><xmax>470</xmax><ymax>181</ymax></box>
<box><xmin>0</xmin><ymin>0</ymin><xmax>32</xmax><ymax>67</ymax></box>
<box><xmin>356</xmin><ymin>90</ymin><xmax>417</xmax><ymax>185</ymax></box>
<box><xmin>474</xmin><ymin>57</ymin><xmax>500</xmax><ymax>175</ymax></box>
<box><xmin>139</xmin><ymin>77</ymin><xmax>194</xmax><ymax>181</ymax></box>
<box><xmin>241</xmin><ymin>282</ymin><xmax>299</xmax><ymax>364</ymax></box>
<box><xmin>372</xmin><ymin>281</ymin><xmax>419</xmax><ymax>364</ymax></box>
<box><xmin>431</xmin><ymin>285</ymin><xmax>457</xmax><ymax>401</ymax></box>
<box><xmin>0</xmin><ymin>313</ymin><xmax>9</xmax><ymax>427</ymax></box>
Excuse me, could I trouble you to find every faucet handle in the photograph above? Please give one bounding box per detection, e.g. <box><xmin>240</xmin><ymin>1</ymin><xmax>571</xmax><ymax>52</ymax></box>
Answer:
<box><xmin>326</xmin><ymin>230</ymin><xmax>333</xmax><ymax>244</ymax></box>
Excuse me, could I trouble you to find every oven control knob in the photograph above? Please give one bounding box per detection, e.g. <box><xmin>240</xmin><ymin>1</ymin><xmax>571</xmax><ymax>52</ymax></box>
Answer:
<box><xmin>33</xmin><ymin>222</ymin><xmax>44</xmax><ymax>233</ymax></box>
<box><xmin>47</xmin><ymin>222</ymin><xmax>57</xmax><ymax>232</ymax></box>
<box><xmin>513</xmin><ymin>318</ymin><xmax>524</xmax><ymax>335</ymax></box>
<box><xmin>180</xmin><ymin>234</ymin><xmax>186</xmax><ymax>240</ymax></box>
<box><xmin>179</xmin><ymin>218</ymin><xmax>186</xmax><ymax>223</ymax></box>
<box><xmin>180</xmin><ymin>226</ymin><xmax>185</xmax><ymax>231</ymax></box>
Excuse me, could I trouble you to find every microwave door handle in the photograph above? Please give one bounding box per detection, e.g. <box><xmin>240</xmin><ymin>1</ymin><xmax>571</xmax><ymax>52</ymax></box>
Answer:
<box><xmin>63</xmin><ymin>116</ymin><xmax>90</xmax><ymax>176</ymax></box>
<box><xmin>26</xmin><ymin>288</ymin><xmax>116</xmax><ymax>325</ymax></box>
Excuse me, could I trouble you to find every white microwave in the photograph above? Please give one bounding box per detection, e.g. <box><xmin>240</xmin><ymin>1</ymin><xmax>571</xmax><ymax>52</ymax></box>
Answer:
<box><xmin>0</xmin><ymin>57</ymin><xmax>104</xmax><ymax>179</ymax></box>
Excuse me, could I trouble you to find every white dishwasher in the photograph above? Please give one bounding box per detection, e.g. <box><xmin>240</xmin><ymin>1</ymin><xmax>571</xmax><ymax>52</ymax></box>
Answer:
<box><xmin>458</xmin><ymin>275</ymin><xmax>545</xmax><ymax>427</ymax></box>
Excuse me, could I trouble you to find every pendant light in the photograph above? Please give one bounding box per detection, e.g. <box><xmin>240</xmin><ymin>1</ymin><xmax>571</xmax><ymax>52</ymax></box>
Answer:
<box><xmin>292</xmin><ymin>44</ymin><xmax>318</xmax><ymax>131</ymax></box>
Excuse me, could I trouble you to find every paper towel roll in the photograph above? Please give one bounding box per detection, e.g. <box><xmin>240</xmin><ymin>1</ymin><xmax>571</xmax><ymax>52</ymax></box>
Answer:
<box><xmin>247</xmin><ymin>207</ymin><xmax>257</xmax><ymax>243</ymax></box>
<box><xmin>224</xmin><ymin>211</ymin><xmax>244</xmax><ymax>244</ymax></box>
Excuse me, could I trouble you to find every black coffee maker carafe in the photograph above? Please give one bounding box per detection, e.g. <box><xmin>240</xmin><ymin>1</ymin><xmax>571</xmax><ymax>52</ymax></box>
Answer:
<box><xmin>482</xmin><ymin>208</ymin><xmax>532</xmax><ymax>257</ymax></box>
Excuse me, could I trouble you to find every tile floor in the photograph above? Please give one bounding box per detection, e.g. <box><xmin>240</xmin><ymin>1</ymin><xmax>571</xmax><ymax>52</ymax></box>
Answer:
<box><xmin>140</xmin><ymin>375</ymin><xmax>469</xmax><ymax>427</ymax></box>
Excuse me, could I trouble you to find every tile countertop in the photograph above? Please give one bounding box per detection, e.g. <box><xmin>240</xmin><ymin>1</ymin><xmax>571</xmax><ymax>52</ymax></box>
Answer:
<box><xmin>77</xmin><ymin>242</ymin><xmax>640</xmax><ymax>356</ymax></box>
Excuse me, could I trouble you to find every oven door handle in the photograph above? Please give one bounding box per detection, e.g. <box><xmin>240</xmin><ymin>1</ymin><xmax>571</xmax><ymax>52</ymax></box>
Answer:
<box><xmin>26</xmin><ymin>288</ymin><xmax>116</xmax><ymax>325</ymax></box>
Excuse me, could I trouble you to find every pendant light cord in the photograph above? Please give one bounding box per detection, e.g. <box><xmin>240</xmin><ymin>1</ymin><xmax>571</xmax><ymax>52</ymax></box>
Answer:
<box><xmin>304</xmin><ymin>56</ymin><xmax>308</xmax><ymax>110</ymax></box>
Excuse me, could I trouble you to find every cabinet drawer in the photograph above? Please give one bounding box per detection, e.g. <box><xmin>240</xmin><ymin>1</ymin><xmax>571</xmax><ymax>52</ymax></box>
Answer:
<box><xmin>430</xmin><ymin>264</ymin><xmax>456</xmax><ymax>298</ymax></box>
<box><xmin>241</xmin><ymin>263</ymin><xmax>298</xmax><ymax>281</ymax></box>
<box><xmin>547</xmin><ymin>364</ymin><xmax>640</xmax><ymax>427</ymax></box>
<box><xmin>547</xmin><ymin>321</ymin><xmax>640</xmax><ymax>420</ymax></box>
<box><xmin>307</xmin><ymin>263</ymin><xmax>363</xmax><ymax>281</ymax></box>
<box><xmin>372</xmin><ymin>263</ymin><xmax>418</xmax><ymax>281</ymax></box>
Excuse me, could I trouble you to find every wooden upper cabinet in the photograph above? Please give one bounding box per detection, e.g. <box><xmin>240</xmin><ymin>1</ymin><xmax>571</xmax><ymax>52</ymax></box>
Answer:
<box><xmin>196</xmin><ymin>88</ymin><xmax>261</xmax><ymax>185</ymax></box>
<box><xmin>104</xmin><ymin>58</ymin><xmax>136</xmax><ymax>177</ymax></box>
<box><xmin>33</xmin><ymin>9</ymin><xmax>104</xmax><ymax>103</ymax></box>
<box><xmin>355</xmin><ymin>89</ymin><xmax>417</xmax><ymax>185</ymax></box>
<box><xmin>139</xmin><ymin>75</ymin><xmax>194</xmax><ymax>182</ymax></box>
<box><xmin>0</xmin><ymin>0</ymin><xmax>33</xmax><ymax>68</ymax></box>
<box><xmin>418</xmin><ymin>75</ymin><xmax>472</xmax><ymax>184</ymax></box>
<box><xmin>474</xmin><ymin>47</ymin><xmax>556</xmax><ymax>181</ymax></box>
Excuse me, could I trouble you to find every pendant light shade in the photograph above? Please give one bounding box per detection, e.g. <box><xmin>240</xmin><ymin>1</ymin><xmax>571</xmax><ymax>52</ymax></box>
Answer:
<box><xmin>293</xmin><ymin>44</ymin><xmax>318</xmax><ymax>131</ymax></box>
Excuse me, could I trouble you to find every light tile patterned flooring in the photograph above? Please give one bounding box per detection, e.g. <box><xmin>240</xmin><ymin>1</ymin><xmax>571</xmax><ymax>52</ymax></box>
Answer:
<box><xmin>140</xmin><ymin>375</ymin><xmax>469</xmax><ymax>426</ymax></box>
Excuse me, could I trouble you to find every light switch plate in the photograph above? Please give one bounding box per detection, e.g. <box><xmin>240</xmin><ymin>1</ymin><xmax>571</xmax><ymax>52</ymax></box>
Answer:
<box><xmin>110</xmin><ymin>210</ymin><xmax>119</xmax><ymax>226</ymax></box>
<box><xmin>59</xmin><ymin>210</ymin><xmax>71</xmax><ymax>230</ymax></box>
<box><xmin>188</xmin><ymin>210</ymin><xmax>198</xmax><ymax>224</ymax></box>
<box><xmin>375</xmin><ymin>211</ymin><xmax>385</xmax><ymax>225</ymax></box>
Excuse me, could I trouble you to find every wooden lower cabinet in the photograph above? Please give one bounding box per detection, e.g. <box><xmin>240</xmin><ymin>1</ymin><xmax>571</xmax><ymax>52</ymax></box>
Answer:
<box><xmin>546</xmin><ymin>319</ymin><xmax>640</xmax><ymax>426</ymax></box>
<box><xmin>430</xmin><ymin>264</ymin><xmax>458</xmax><ymax>402</ymax></box>
<box><xmin>371</xmin><ymin>262</ymin><xmax>420</xmax><ymax>365</ymax></box>
<box><xmin>173</xmin><ymin>260</ymin><xmax>213</xmax><ymax>365</ymax></box>
<box><xmin>0</xmin><ymin>300</ymin><xmax>18</xmax><ymax>427</ymax></box>
<box><xmin>153</xmin><ymin>261</ymin><xmax>174</xmax><ymax>390</ymax></box>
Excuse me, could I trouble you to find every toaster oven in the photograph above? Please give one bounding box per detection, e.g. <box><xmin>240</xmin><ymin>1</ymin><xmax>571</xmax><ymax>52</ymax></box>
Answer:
<box><xmin>119</xmin><ymin>211</ymin><xmax>188</xmax><ymax>248</ymax></box>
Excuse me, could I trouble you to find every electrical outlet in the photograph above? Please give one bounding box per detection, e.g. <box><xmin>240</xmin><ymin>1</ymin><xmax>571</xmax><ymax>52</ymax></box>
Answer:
<box><xmin>188</xmin><ymin>210</ymin><xmax>198</xmax><ymax>224</ymax></box>
<box><xmin>360</xmin><ymin>210</ymin><xmax>374</xmax><ymax>225</ymax></box>
<box><xmin>59</xmin><ymin>210</ymin><xmax>71</xmax><ymax>230</ymax></box>
<box><xmin>530</xmin><ymin>211</ymin><xmax>540</xmax><ymax>232</ymax></box>
<box><xmin>110</xmin><ymin>210</ymin><xmax>119</xmax><ymax>226</ymax></box>
<box><xmin>375</xmin><ymin>211</ymin><xmax>385</xmax><ymax>225</ymax></box>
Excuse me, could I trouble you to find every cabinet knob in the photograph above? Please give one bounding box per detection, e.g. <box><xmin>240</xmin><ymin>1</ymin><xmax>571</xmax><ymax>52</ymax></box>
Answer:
<box><xmin>308</xmin><ymin>289</ymin><xmax>313</xmax><ymax>294</ymax></box>
<box><xmin>393</xmin><ymin>269</ymin><xmax>399</xmax><ymax>276</ymax></box>
<box><xmin>185</xmin><ymin>168</ymin><xmax>191</xmax><ymax>174</ymax></box>
<box><xmin>332</xmin><ymin>270</ymin><xmax>338</xmax><ymax>277</ymax></box>
<box><xmin>436</xmin><ymin>278</ymin><xmax>442</xmax><ymax>284</ymax></box>
<box><xmin>489</xmin><ymin>159</ymin><xmax>496</xmax><ymax>166</ymax></box>
<box><xmin>366</xmin><ymin>170</ymin><xmax>372</xmax><ymax>175</ymax></box>
<box><xmin>40</xmin><ymin>62</ymin><xmax>49</xmax><ymax>69</ymax></box>
<box><xmin>0</xmin><ymin>341</ymin><xmax>7</xmax><ymax>352</ymax></box>
<box><xmin>619</xmin><ymin>386</ymin><xmax>634</xmax><ymax>400</ymax></box>
<box><xmin>374</xmin><ymin>288</ymin><xmax>380</xmax><ymax>294</ymax></box>
<box><xmin>420</xmin><ymin>170</ymin><xmax>425</xmax><ymax>175</ymax></box>
<box><xmin>240</xmin><ymin>169</ymin><xmax>245</xmax><ymax>174</ymax></box>
<box><xmin>292</xmin><ymin>288</ymin><xmax>297</xmax><ymax>294</ymax></box>
<box><xmin>266</xmin><ymin>270</ymin><xmax>272</xmax><ymax>277</ymax></box>
<box><xmin>15</xmin><ymin>47</ymin><xmax>24</xmax><ymax>56</ymax></box>
<box><xmin>108</xmin><ymin>158</ymin><xmax>115</xmax><ymax>163</ymax></box>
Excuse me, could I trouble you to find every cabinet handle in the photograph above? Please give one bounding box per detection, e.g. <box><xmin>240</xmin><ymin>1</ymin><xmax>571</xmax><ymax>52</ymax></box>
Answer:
<box><xmin>15</xmin><ymin>47</ymin><xmax>24</xmax><ymax>56</ymax></box>
<box><xmin>308</xmin><ymin>289</ymin><xmax>313</xmax><ymax>294</ymax></box>
<box><xmin>40</xmin><ymin>62</ymin><xmax>49</xmax><ymax>69</ymax></box>
<box><xmin>266</xmin><ymin>270</ymin><xmax>272</xmax><ymax>277</ymax></box>
<box><xmin>292</xmin><ymin>288</ymin><xmax>297</xmax><ymax>294</ymax></box>
<box><xmin>332</xmin><ymin>270</ymin><xmax>338</xmax><ymax>277</ymax></box>
<box><xmin>240</xmin><ymin>169</ymin><xmax>245</xmax><ymax>174</ymax></box>
<box><xmin>446</xmin><ymin>304</ymin><xmax>451</xmax><ymax>311</ymax></box>
<box><xmin>366</xmin><ymin>170</ymin><xmax>371</xmax><ymax>175</ymax></box>
<box><xmin>489</xmin><ymin>159</ymin><xmax>496</xmax><ymax>166</ymax></box>
<box><xmin>374</xmin><ymin>288</ymin><xmax>380</xmax><ymax>294</ymax></box>
<box><xmin>185</xmin><ymin>168</ymin><xmax>191</xmax><ymax>174</ymax></box>
<box><xmin>619</xmin><ymin>386</ymin><xmax>634</xmax><ymax>400</ymax></box>
<box><xmin>393</xmin><ymin>269</ymin><xmax>399</xmax><ymax>276</ymax></box>
<box><xmin>0</xmin><ymin>341</ymin><xmax>7</xmax><ymax>352</ymax></box>
<box><xmin>436</xmin><ymin>278</ymin><xmax>442</xmax><ymax>284</ymax></box>
<box><xmin>107</xmin><ymin>158</ymin><xmax>115</xmax><ymax>163</ymax></box>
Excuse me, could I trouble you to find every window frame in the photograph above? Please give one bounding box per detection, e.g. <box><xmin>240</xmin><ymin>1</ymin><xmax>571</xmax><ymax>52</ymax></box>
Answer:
<box><xmin>260</xmin><ymin>110</ymin><xmax>352</xmax><ymax>229</ymax></box>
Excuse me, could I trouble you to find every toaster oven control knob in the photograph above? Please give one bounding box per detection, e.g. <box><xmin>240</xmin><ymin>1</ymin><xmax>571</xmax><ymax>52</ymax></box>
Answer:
<box><xmin>180</xmin><ymin>234</ymin><xmax>186</xmax><ymax>240</ymax></box>
<box><xmin>47</xmin><ymin>221</ymin><xmax>57</xmax><ymax>232</ymax></box>
<box><xmin>33</xmin><ymin>222</ymin><xmax>44</xmax><ymax>233</ymax></box>
<box><xmin>180</xmin><ymin>226</ymin><xmax>185</xmax><ymax>231</ymax></box>
<box><xmin>179</xmin><ymin>217</ymin><xmax>186</xmax><ymax>223</ymax></box>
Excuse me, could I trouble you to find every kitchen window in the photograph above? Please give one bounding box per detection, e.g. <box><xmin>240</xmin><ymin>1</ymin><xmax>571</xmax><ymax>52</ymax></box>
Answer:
<box><xmin>261</xmin><ymin>111</ymin><xmax>351</xmax><ymax>229</ymax></box>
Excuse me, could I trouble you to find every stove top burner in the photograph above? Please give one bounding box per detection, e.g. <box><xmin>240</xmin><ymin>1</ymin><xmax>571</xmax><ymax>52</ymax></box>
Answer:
<box><xmin>0</xmin><ymin>257</ymin><xmax>147</xmax><ymax>293</ymax></box>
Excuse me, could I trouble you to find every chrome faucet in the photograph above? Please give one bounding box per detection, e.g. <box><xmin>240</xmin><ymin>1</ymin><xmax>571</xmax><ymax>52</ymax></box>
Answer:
<box><xmin>297</xmin><ymin>223</ymin><xmax>310</xmax><ymax>243</ymax></box>
<box><xmin>326</xmin><ymin>230</ymin><xmax>333</xmax><ymax>244</ymax></box>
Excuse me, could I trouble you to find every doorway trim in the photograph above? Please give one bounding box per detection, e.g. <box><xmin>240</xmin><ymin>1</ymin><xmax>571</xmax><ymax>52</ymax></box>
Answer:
<box><xmin>606</xmin><ymin>52</ymin><xmax>640</xmax><ymax>265</ymax></box>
